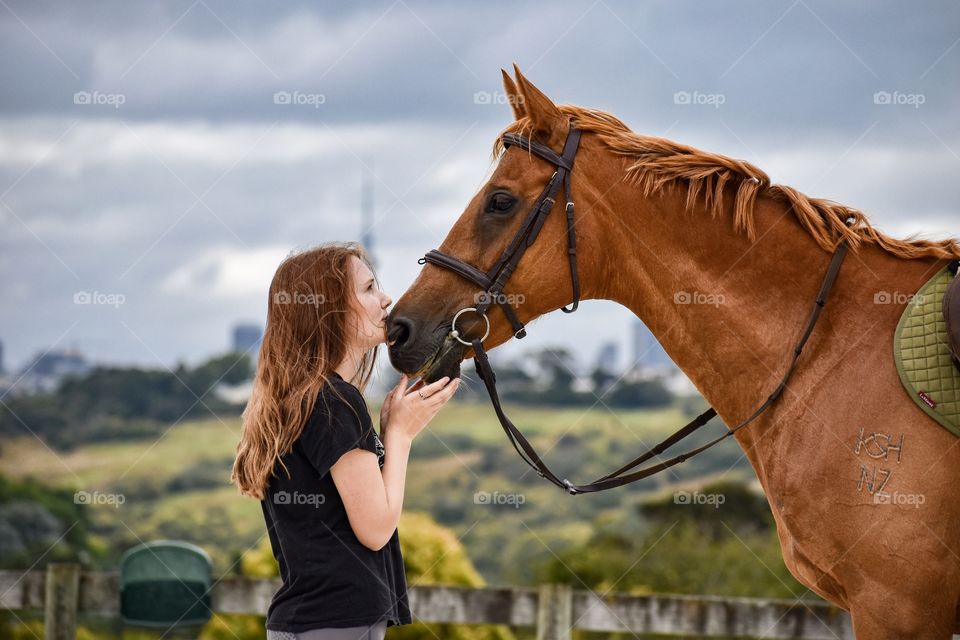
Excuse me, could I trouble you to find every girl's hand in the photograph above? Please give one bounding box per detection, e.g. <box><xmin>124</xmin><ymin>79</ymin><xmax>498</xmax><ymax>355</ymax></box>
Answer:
<box><xmin>382</xmin><ymin>374</ymin><xmax>460</xmax><ymax>442</ymax></box>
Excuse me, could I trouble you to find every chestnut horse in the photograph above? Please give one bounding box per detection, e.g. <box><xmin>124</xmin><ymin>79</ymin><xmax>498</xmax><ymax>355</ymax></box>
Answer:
<box><xmin>387</xmin><ymin>66</ymin><xmax>960</xmax><ymax>639</ymax></box>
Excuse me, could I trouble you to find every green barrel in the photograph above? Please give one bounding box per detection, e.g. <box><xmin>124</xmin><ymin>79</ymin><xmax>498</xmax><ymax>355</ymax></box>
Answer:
<box><xmin>119</xmin><ymin>540</ymin><xmax>213</xmax><ymax>627</ymax></box>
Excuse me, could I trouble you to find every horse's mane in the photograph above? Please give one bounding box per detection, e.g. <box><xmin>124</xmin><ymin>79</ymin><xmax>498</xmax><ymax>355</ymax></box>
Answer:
<box><xmin>494</xmin><ymin>105</ymin><xmax>960</xmax><ymax>260</ymax></box>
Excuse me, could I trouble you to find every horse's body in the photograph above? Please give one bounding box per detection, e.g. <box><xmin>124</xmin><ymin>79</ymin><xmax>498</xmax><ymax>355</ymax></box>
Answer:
<box><xmin>387</xmin><ymin>67</ymin><xmax>960</xmax><ymax>638</ymax></box>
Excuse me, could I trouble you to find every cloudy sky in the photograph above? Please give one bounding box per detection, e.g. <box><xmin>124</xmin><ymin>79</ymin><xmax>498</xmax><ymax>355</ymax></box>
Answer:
<box><xmin>1</xmin><ymin>0</ymin><xmax>958</xmax><ymax>379</ymax></box>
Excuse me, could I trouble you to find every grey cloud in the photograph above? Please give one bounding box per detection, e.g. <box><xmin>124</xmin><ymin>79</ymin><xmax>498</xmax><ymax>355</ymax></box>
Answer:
<box><xmin>1</xmin><ymin>1</ymin><xmax>958</xmax><ymax>133</ymax></box>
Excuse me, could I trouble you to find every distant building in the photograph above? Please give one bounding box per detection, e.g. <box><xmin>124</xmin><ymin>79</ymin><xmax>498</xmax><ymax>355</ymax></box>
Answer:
<box><xmin>216</xmin><ymin>323</ymin><xmax>263</xmax><ymax>404</ymax></box>
<box><xmin>595</xmin><ymin>341</ymin><xmax>619</xmax><ymax>373</ymax></box>
<box><xmin>32</xmin><ymin>349</ymin><xmax>89</xmax><ymax>377</ymax></box>
<box><xmin>4</xmin><ymin>347</ymin><xmax>93</xmax><ymax>396</ymax></box>
<box><xmin>0</xmin><ymin>338</ymin><xmax>5</xmax><ymax>375</ymax></box>
<box><xmin>621</xmin><ymin>320</ymin><xmax>700</xmax><ymax>394</ymax></box>
<box><xmin>662</xmin><ymin>368</ymin><xmax>698</xmax><ymax>395</ymax></box>
<box><xmin>214</xmin><ymin>379</ymin><xmax>254</xmax><ymax>405</ymax></box>
<box><xmin>631</xmin><ymin>320</ymin><xmax>674</xmax><ymax>370</ymax></box>
<box><xmin>232</xmin><ymin>323</ymin><xmax>263</xmax><ymax>357</ymax></box>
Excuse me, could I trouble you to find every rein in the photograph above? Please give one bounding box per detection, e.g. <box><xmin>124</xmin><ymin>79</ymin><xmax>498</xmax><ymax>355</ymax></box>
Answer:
<box><xmin>420</xmin><ymin>124</ymin><xmax>849</xmax><ymax>495</ymax></box>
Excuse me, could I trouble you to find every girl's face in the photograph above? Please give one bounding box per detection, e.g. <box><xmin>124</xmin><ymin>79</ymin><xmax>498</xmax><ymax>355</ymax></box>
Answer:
<box><xmin>347</xmin><ymin>255</ymin><xmax>392</xmax><ymax>352</ymax></box>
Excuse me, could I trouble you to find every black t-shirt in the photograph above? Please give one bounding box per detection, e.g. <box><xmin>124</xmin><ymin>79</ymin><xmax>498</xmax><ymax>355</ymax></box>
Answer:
<box><xmin>260</xmin><ymin>372</ymin><xmax>412</xmax><ymax>632</ymax></box>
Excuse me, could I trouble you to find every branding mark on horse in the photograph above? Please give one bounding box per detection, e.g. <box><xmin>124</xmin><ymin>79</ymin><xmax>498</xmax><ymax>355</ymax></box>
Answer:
<box><xmin>858</xmin><ymin>465</ymin><xmax>893</xmax><ymax>497</ymax></box>
<box><xmin>854</xmin><ymin>428</ymin><xmax>904</xmax><ymax>497</ymax></box>
<box><xmin>854</xmin><ymin>427</ymin><xmax>904</xmax><ymax>463</ymax></box>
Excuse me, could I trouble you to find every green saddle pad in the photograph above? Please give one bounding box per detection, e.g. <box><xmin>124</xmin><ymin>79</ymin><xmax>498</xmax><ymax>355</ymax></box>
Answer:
<box><xmin>894</xmin><ymin>266</ymin><xmax>960</xmax><ymax>436</ymax></box>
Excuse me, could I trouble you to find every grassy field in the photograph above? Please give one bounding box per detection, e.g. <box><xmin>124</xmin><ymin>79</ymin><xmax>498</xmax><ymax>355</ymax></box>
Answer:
<box><xmin>0</xmin><ymin>400</ymin><xmax>725</xmax><ymax>488</ymax></box>
<box><xmin>0</xmin><ymin>398</ymin><xmax>757</xmax><ymax>582</ymax></box>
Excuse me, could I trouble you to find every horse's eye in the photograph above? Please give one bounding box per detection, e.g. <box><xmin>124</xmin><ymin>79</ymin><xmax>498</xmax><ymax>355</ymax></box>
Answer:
<box><xmin>486</xmin><ymin>192</ymin><xmax>516</xmax><ymax>214</ymax></box>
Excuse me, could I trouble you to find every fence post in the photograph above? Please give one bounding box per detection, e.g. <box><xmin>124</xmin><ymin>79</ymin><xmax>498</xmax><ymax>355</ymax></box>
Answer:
<box><xmin>536</xmin><ymin>583</ymin><xmax>572</xmax><ymax>640</ymax></box>
<box><xmin>44</xmin><ymin>563</ymin><xmax>80</xmax><ymax>640</ymax></box>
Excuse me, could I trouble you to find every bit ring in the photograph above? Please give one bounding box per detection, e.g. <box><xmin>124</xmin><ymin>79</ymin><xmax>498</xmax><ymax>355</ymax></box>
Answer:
<box><xmin>450</xmin><ymin>307</ymin><xmax>491</xmax><ymax>346</ymax></box>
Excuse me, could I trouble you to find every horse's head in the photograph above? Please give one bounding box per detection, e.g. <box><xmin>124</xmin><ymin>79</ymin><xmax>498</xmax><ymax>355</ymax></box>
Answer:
<box><xmin>388</xmin><ymin>66</ymin><xmax>612</xmax><ymax>382</ymax></box>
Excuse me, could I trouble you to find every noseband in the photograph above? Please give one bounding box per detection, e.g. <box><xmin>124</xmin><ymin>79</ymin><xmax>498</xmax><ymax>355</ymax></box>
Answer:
<box><xmin>419</xmin><ymin>123</ymin><xmax>850</xmax><ymax>495</ymax></box>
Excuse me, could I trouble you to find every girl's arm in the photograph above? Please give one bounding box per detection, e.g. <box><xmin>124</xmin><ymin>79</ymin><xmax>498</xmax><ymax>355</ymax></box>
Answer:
<box><xmin>330</xmin><ymin>432</ymin><xmax>411</xmax><ymax>551</ymax></box>
<box><xmin>331</xmin><ymin>375</ymin><xmax>459</xmax><ymax>551</ymax></box>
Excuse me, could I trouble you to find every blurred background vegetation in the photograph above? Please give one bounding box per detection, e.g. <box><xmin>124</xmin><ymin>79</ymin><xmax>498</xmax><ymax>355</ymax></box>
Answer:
<box><xmin>0</xmin><ymin>350</ymin><xmax>812</xmax><ymax>639</ymax></box>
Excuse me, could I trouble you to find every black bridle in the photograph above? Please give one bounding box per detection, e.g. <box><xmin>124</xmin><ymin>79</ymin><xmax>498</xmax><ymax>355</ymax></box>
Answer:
<box><xmin>419</xmin><ymin>123</ymin><xmax>849</xmax><ymax>495</ymax></box>
<box><xmin>421</xmin><ymin>127</ymin><xmax>584</xmax><ymax>339</ymax></box>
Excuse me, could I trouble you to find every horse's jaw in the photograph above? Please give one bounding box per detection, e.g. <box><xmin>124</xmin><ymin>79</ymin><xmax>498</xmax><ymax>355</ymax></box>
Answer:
<box><xmin>411</xmin><ymin>333</ymin><xmax>466</xmax><ymax>383</ymax></box>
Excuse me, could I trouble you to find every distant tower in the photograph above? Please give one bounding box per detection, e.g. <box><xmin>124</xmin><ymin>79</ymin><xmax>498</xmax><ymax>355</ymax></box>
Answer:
<box><xmin>361</xmin><ymin>166</ymin><xmax>376</xmax><ymax>268</ymax></box>
<box><xmin>232</xmin><ymin>323</ymin><xmax>263</xmax><ymax>357</ymax></box>
<box><xmin>631</xmin><ymin>319</ymin><xmax>672</xmax><ymax>368</ymax></box>
<box><xmin>0</xmin><ymin>338</ymin><xmax>5</xmax><ymax>374</ymax></box>
<box><xmin>596</xmin><ymin>341</ymin><xmax>619</xmax><ymax>373</ymax></box>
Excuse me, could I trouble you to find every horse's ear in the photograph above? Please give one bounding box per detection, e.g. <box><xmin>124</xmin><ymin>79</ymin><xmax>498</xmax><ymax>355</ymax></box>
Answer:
<box><xmin>500</xmin><ymin>68</ymin><xmax>525</xmax><ymax>120</ymax></box>
<box><xmin>512</xmin><ymin>64</ymin><xmax>566</xmax><ymax>148</ymax></box>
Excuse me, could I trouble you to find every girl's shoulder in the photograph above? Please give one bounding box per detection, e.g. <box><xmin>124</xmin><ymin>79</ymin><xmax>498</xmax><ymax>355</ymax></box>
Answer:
<box><xmin>312</xmin><ymin>375</ymin><xmax>370</xmax><ymax>430</ymax></box>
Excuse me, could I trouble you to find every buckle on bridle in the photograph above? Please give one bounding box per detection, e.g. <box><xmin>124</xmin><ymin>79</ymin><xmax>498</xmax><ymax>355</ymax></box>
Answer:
<box><xmin>450</xmin><ymin>307</ymin><xmax>491</xmax><ymax>346</ymax></box>
<box><xmin>537</xmin><ymin>196</ymin><xmax>556</xmax><ymax>215</ymax></box>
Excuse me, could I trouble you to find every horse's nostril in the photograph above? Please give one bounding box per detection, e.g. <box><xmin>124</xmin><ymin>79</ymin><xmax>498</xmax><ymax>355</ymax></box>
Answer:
<box><xmin>388</xmin><ymin>316</ymin><xmax>413</xmax><ymax>348</ymax></box>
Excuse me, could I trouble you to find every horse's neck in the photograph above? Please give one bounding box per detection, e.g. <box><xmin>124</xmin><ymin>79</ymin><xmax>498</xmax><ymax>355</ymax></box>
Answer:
<box><xmin>596</xmin><ymin>184</ymin><xmax>858</xmax><ymax>424</ymax></box>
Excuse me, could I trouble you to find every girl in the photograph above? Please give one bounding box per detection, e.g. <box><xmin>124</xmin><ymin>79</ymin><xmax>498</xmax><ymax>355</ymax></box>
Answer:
<box><xmin>231</xmin><ymin>242</ymin><xmax>460</xmax><ymax>640</ymax></box>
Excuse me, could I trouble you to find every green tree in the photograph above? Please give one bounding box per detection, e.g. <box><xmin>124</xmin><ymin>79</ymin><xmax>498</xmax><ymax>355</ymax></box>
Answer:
<box><xmin>538</xmin><ymin>480</ymin><xmax>807</xmax><ymax>599</ymax></box>
<box><xmin>590</xmin><ymin>366</ymin><xmax>616</xmax><ymax>396</ymax></box>
<box><xmin>606</xmin><ymin>379</ymin><xmax>673</xmax><ymax>408</ymax></box>
<box><xmin>0</xmin><ymin>474</ymin><xmax>94</xmax><ymax>570</ymax></box>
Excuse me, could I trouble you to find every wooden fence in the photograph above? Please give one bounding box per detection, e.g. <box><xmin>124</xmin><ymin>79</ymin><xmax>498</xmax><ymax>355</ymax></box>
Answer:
<box><xmin>0</xmin><ymin>563</ymin><xmax>854</xmax><ymax>639</ymax></box>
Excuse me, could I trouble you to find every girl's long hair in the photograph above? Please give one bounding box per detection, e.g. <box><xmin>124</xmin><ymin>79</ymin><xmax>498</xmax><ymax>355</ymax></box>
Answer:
<box><xmin>231</xmin><ymin>242</ymin><xmax>379</xmax><ymax>499</ymax></box>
